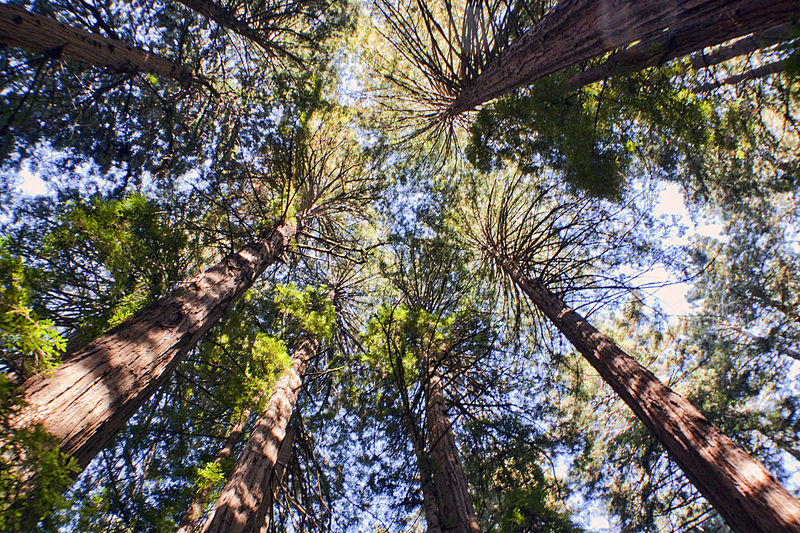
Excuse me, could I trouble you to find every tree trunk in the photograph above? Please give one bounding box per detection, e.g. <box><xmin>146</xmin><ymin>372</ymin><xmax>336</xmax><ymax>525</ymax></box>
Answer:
<box><xmin>497</xmin><ymin>257</ymin><xmax>800</xmax><ymax>532</ymax></box>
<box><xmin>0</xmin><ymin>4</ymin><xmax>198</xmax><ymax>86</ymax></box>
<box><xmin>201</xmin><ymin>340</ymin><xmax>317</xmax><ymax>533</ymax></box>
<box><xmin>424</xmin><ymin>372</ymin><xmax>480</xmax><ymax>533</ymax></box>
<box><xmin>258</xmin><ymin>424</ymin><xmax>297</xmax><ymax>533</ymax></box>
<box><xmin>564</xmin><ymin>21</ymin><xmax>794</xmax><ymax>91</ymax></box>
<box><xmin>14</xmin><ymin>224</ymin><xmax>295</xmax><ymax>470</ymax></box>
<box><xmin>177</xmin><ymin>411</ymin><xmax>251</xmax><ymax>533</ymax></box>
<box><xmin>449</xmin><ymin>0</ymin><xmax>800</xmax><ymax>115</ymax></box>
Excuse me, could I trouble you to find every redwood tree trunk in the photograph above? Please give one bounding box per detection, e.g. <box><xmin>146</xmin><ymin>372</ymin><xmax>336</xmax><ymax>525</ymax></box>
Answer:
<box><xmin>449</xmin><ymin>0</ymin><xmax>800</xmax><ymax>114</ymax></box>
<box><xmin>15</xmin><ymin>224</ymin><xmax>295</xmax><ymax>469</ymax></box>
<box><xmin>258</xmin><ymin>425</ymin><xmax>297</xmax><ymax>533</ymax></box>
<box><xmin>498</xmin><ymin>258</ymin><xmax>800</xmax><ymax>532</ymax></box>
<box><xmin>177</xmin><ymin>411</ymin><xmax>251</xmax><ymax>533</ymax></box>
<box><xmin>424</xmin><ymin>372</ymin><xmax>480</xmax><ymax>533</ymax></box>
<box><xmin>564</xmin><ymin>21</ymin><xmax>795</xmax><ymax>91</ymax></box>
<box><xmin>0</xmin><ymin>4</ymin><xmax>198</xmax><ymax>85</ymax></box>
<box><xmin>201</xmin><ymin>340</ymin><xmax>317</xmax><ymax>533</ymax></box>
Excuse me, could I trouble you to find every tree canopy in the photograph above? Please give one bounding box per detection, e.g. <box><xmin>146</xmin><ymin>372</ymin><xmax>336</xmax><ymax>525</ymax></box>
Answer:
<box><xmin>2</xmin><ymin>1</ymin><xmax>800</xmax><ymax>532</ymax></box>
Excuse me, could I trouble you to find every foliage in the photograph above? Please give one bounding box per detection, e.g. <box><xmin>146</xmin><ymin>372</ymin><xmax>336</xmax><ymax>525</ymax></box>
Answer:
<box><xmin>0</xmin><ymin>239</ymin><xmax>64</xmax><ymax>380</ymax></box>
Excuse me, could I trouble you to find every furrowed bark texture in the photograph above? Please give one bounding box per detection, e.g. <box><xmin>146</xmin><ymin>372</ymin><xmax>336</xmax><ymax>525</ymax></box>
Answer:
<box><xmin>177</xmin><ymin>411</ymin><xmax>251</xmax><ymax>533</ymax></box>
<box><xmin>566</xmin><ymin>21</ymin><xmax>795</xmax><ymax>91</ymax></box>
<box><xmin>424</xmin><ymin>372</ymin><xmax>480</xmax><ymax>533</ymax></box>
<box><xmin>405</xmin><ymin>405</ymin><xmax>443</xmax><ymax>533</ymax></box>
<box><xmin>258</xmin><ymin>425</ymin><xmax>297</xmax><ymax>533</ymax></box>
<box><xmin>450</xmin><ymin>0</ymin><xmax>800</xmax><ymax>114</ymax></box>
<box><xmin>499</xmin><ymin>259</ymin><xmax>800</xmax><ymax>532</ymax></box>
<box><xmin>16</xmin><ymin>225</ymin><xmax>295</xmax><ymax>469</ymax></box>
<box><xmin>0</xmin><ymin>4</ymin><xmax>197</xmax><ymax>85</ymax></box>
<box><xmin>201</xmin><ymin>340</ymin><xmax>317</xmax><ymax>533</ymax></box>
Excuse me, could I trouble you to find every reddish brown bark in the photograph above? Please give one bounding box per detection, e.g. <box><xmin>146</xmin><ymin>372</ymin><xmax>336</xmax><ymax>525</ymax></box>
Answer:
<box><xmin>0</xmin><ymin>4</ymin><xmax>198</xmax><ymax>85</ymax></box>
<box><xmin>258</xmin><ymin>425</ymin><xmax>297</xmax><ymax>533</ymax></box>
<box><xmin>498</xmin><ymin>257</ymin><xmax>800</xmax><ymax>532</ymax></box>
<box><xmin>201</xmin><ymin>340</ymin><xmax>317</xmax><ymax>533</ymax></box>
<box><xmin>449</xmin><ymin>0</ymin><xmax>800</xmax><ymax>114</ymax></box>
<box><xmin>15</xmin><ymin>224</ymin><xmax>295</xmax><ymax>469</ymax></box>
<box><xmin>177</xmin><ymin>411</ymin><xmax>251</xmax><ymax>533</ymax></box>
<box><xmin>564</xmin><ymin>21</ymin><xmax>794</xmax><ymax>91</ymax></box>
<box><xmin>424</xmin><ymin>372</ymin><xmax>480</xmax><ymax>533</ymax></box>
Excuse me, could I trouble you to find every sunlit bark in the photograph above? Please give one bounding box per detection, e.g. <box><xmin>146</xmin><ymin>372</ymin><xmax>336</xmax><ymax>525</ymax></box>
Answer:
<box><xmin>0</xmin><ymin>4</ymin><xmax>198</xmax><ymax>85</ymax></box>
<box><xmin>495</xmin><ymin>255</ymin><xmax>800</xmax><ymax>532</ymax></box>
<box><xmin>15</xmin><ymin>224</ymin><xmax>295</xmax><ymax>469</ymax></box>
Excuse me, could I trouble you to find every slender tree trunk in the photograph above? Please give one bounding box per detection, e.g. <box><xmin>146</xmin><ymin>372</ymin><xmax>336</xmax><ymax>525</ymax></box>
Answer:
<box><xmin>449</xmin><ymin>0</ymin><xmax>800</xmax><ymax>114</ymax></box>
<box><xmin>177</xmin><ymin>411</ymin><xmax>251</xmax><ymax>533</ymax></box>
<box><xmin>423</xmin><ymin>372</ymin><xmax>480</xmax><ymax>533</ymax></box>
<box><xmin>15</xmin><ymin>224</ymin><xmax>295</xmax><ymax>470</ymax></box>
<box><xmin>405</xmin><ymin>408</ymin><xmax>443</xmax><ymax>533</ymax></box>
<box><xmin>201</xmin><ymin>340</ymin><xmax>317</xmax><ymax>533</ymax></box>
<box><xmin>496</xmin><ymin>257</ymin><xmax>800</xmax><ymax>532</ymax></box>
<box><xmin>0</xmin><ymin>4</ymin><xmax>198</xmax><ymax>86</ymax></box>
<box><xmin>258</xmin><ymin>425</ymin><xmax>297</xmax><ymax>533</ymax></box>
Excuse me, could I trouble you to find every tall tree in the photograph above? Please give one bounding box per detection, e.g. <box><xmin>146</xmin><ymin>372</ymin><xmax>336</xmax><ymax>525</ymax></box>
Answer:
<box><xmin>0</xmin><ymin>4</ymin><xmax>201</xmax><ymax>86</ymax></box>
<box><xmin>201</xmin><ymin>339</ymin><xmax>318</xmax><ymax>533</ymax></box>
<box><xmin>464</xmin><ymin>176</ymin><xmax>800</xmax><ymax>532</ymax></box>
<box><xmin>375</xmin><ymin>0</ymin><xmax>800</xmax><ymax>123</ymax></box>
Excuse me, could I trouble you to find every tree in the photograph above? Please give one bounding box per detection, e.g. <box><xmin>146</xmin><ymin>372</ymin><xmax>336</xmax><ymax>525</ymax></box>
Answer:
<box><xmin>0</xmin><ymin>4</ymin><xmax>201</xmax><ymax>87</ymax></box>
<box><xmin>464</xmin><ymin>176</ymin><xmax>800</xmax><ymax>532</ymax></box>
<box><xmin>376</xmin><ymin>0</ymin><xmax>800</xmax><ymax>123</ymax></box>
<box><xmin>14</xmin><ymin>221</ymin><xmax>296</xmax><ymax>469</ymax></box>
<box><xmin>201</xmin><ymin>339</ymin><xmax>317</xmax><ymax>533</ymax></box>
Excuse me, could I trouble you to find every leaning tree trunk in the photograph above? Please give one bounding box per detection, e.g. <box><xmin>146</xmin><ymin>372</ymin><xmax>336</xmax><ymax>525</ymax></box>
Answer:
<box><xmin>177</xmin><ymin>411</ymin><xmax>251</xmax><ymax>533</ymax></box>
<box><xmin>0</xmin><ymin>4</ymin><xmax>198</xmax><ymax>86</ymax></box>
<box><xmin>565</xmin><ymin>21</ymin><xmax>795</xmax><ymax>91</ymax></box>
<box><xmin>201</xmin><ymin>340</ymin><xmax>317</xmax><ymax>533</ymax></box>
<box><xmin>423</xmin><ymin>371</ymin><xmax>480</xmax><ymax>533</ymax></box>
<box><xmin>448</xmin><ymin>0</ymin><xmax>800</xmax><ymax>115</ymax></box>
<box><xmin>14</xmin><ymin>224</ymin><xmax>295</xmax><ymax>470</ymax></box>
<box><xmin>258</xmin><ymin>424</ymin><xmax>297</xmax><ymax>533</ymax></box>
<box><xmin>496</xmin><ymin>257</ymin><xmax>800</xmax><ymax>533</ymax></box>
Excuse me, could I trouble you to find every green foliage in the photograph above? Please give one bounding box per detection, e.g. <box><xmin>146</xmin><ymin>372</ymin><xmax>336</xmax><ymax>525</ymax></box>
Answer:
<box><xmin>273</xmin><ymin>283</ymin><xmax>337</xmax><ymax>341</ymax></box>
<box><xmin>0</xmin><ymin>239</ymin><xmax>64</xmax><ymax>380</ymax></box>
<box><xmin>0</xmin><ymin>376</ymin><xmax>78</xmax><ymax>532</ymax></box>
<box><xmin>467</xmin><ymin>69</ymin><xmax>713</xmax><ymax>199</ymax></box>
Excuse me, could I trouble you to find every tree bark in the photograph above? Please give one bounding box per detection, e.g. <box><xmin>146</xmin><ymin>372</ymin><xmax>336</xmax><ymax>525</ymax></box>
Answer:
<box><xmin>258</xmin><ymin>424</ymin><xmax>297</xmax><ymax>533</ymax></box>
<box><xmin>449</xmin><ymin>0</ymin><xmax>800</xmax><ymax>115</ymax></box>
<box><xmin>423</xmin><ymin>372</ymin><xmax>480</xmax><ymax>533</ymax></box>
<box><xmin>564</xmin><ymin>21</ymin><xmax>795</xmax><ymax>91</ymax></box>
<box><xmin>201</xmin><ymin>340</ymin><xmax>317</xmax><ymax>533</ymax></box>
<box><xmin>14</xmin><ymin>224</ymin><xmax>295</xmax><ymax>470</ymax></box>
<box><xmin>497</xmin><ymin>257</ymin><xmax>800</xmax><ymax>532</ymax></box>
<box><xmin>177</xmin><ymin>411</ymin><xmax>251</xmax><ymax>533</ymax></box>
<box><xmin>0</xmin><ymin>4</ymin><xmax>198</xmax><ymax>86</ymax></box>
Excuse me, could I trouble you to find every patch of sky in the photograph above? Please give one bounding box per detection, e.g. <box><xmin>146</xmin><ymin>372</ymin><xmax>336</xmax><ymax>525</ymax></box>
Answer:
<box><xmin>615</xmin><ymin>180</ymin><xmax>729</xmax><ymax>321</ymax></box>
<box><xmin>336</xmin><ymin>51</ymin><xmax>371</xmax><ymax>107</ymax></box>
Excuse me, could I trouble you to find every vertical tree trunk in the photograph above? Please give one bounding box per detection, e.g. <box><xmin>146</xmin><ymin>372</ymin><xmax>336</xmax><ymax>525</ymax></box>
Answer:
<box><xmin>0</xmin><ymin>4</ymin><xmax>198</xmax><ymax>86</ymax></box>
<box><xmin>15</xmin><ymin>224</ymin><xmax>295</xmax><ymax>470</ymax></box>
<box><xmin>423</xmin><ymin>372</ymin><xmax>480</xmax><ymax>533</ymax></box>
<box><xmin>449</xmin><ymin>0</ymin><xmax>800</xmax><ymax>114</ymax></box>
<box><xmin>405</xmin><ymin>410</ymin><xmax>443</xmax><ymax>533</ymax></box>
<box><xmin>258</xmin><ymin>425</ymin><xmax>297</xmax><ymax>533</ymax></box>
<box><xmin>201</xmin><ymin>340</ymin><xmax>317</xmax><ymax>533</ymax></box>
<box><xmin>497</xmin><ymin>258</ymin><xmax>800</xmax><ymax>532</ymax></box>
<box><xmin>177</xmin><ymin>411</ymin><xmax>251</xmax><ymax>533</ymax></box>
